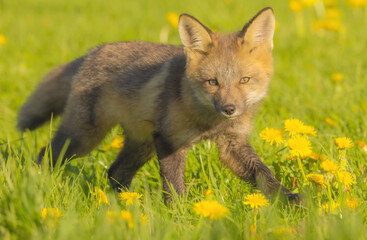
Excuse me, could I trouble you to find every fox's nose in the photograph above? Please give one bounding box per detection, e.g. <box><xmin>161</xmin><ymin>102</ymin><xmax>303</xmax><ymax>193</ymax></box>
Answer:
<box><xmin>222</xmin><ymin>104</ymin><xmax>236</xmax><ymax>116</ymax></box>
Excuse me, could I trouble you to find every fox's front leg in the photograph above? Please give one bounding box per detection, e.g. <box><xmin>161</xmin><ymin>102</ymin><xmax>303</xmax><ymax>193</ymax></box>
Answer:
<box><xmin>217</xmin><ymin>134</ymin><xmax>299</xmax><ymax>202</ymax></box>
<box><xmin>154</xmin><ymin>133</ymin><xmax>188</xmax><ymax>202</ymax></box>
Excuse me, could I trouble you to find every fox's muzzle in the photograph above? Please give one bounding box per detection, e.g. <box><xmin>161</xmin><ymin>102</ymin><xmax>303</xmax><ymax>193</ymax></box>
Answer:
<box><xmin>216</xmin><ymin>103</ymin><xmax>241</xmax><ymax>119</ymax></box>
<box><xmin>221</xmin><ymin>104</ymin><xmax>236</xmax><ymax>116</ymax></box>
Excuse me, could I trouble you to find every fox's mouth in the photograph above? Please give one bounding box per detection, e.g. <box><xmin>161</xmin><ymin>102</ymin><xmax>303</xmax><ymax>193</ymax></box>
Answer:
<box><xmin>220</xmin><ymin>113</ymin><xmax>240</xmax><ymax>120</ymax></box>
<box><xmin>216</xmin><ymin>109</ymin><xmax>241</xmax><ymax>120</ymax></box>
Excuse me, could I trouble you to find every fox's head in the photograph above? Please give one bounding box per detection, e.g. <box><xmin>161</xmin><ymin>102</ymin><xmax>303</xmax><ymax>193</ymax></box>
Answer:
<box><xmin>178</xmin><ymin>8</ymin><xmax>275</xmax><ymax>119</ymax></box>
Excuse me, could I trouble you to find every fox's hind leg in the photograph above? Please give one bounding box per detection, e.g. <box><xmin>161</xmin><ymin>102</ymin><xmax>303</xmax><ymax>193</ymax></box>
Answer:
<box><xmin>38</xmin><ymin>124</ymin><xmax>110</xmax><ymax>166</ymax></box>
<box><xmin>38</xmin><ymin>90</ymin><xmax>114</xmax><ymax>166</ymax></box>
<box><xmin>107</xmin><ymin>136</ymin><xmax>155</xmax><ymax>190</ymax></box>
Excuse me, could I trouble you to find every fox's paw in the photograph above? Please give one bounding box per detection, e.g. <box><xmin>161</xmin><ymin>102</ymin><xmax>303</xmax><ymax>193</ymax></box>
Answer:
<box><xmin>287</xmin><ymin>193</ymin><xmax>299</xmax><ymax>202</ymax></box>
<box><xmin>287</xmin><ymin>193</ymin><xmax>306</xmax><ymax>206</ymax></box>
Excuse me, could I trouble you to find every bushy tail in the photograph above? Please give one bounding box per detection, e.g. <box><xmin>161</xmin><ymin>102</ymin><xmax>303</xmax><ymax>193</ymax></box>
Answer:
<box><xmin>17</xmin><ymin>57</ymin><xmax>85</xmax><ymax>131</ymax></box>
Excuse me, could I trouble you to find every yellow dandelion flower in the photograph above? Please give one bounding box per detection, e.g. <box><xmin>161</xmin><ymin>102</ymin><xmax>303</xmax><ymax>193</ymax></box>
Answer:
<box><xmin>320</xmin><ymin>159</ymin><xmax>339</xmax><ymax>172</ymax></box>
<box><xmin>307</xmin><ymin>173</ymin><xmax>327</xmax><ymax>187</ymax></box>
<box><xmin>325</xmin><ymin>117</ymin><xmax>338</xmax><ymax>127</ymax></box>
<box><xmin>301</xmin><ymin>0</ymin><xmax>318</xmax><ymax>6</ymax></box>
<box><xmin>92</xmin><ymin>188</ymin><xmax>109</xmax><ymax>204</ymax></box>
<box><xmin>120</xmin><ymin>210</ymin><xmax>134</xmax><ymax>228</ymax></box>
<box><xmin>357</xmin><ymin>141</ymin><xmax>367</xmax><ymax>152</ymax></box>
<box><xmin>325</xmin><ymin>8</ymin><xmax>343</xmax><ymax>19</ymax></box>
<box><xmin>41</xmin><ymin>209</ymin><xmax>48</xmax><ymax>220</ymax></box>
<box><xmin>331</xmin><ymin>73</ymin><xmax>344</xmax><ymax>82</ymax></box>
<box><xmin>41</xmin><ymin>208</ymin><xmax>62</xmax><ymax>227</ymax></box>
<box><xmin>111</xmin><ymin>136</ymin><xmax>124</xmax><ymax>149</ymax></box>
<box><xmin>322</xmin><ymin>201</ymin><xmax>340</xmax><ymax>213</ymax></box>
<box><xmin>337</xmin><ymin>171</ymin><xmax>356</xmax><ymax>187</ymax></box>
<box><xmin>335</xmin><ymin>137</ymin><xmax>353</xmax><ymax>149</ymax></box>
<box><xmin>287</xmin><ymin>136</ymin><xmax>312</xmax><ymax>158</ymax></box>
<box><xmin>323</xmin><ymin>0</ymin><xmax>338</xmax><ymax>7</ymax></box>
<box><xmin>346</xmin><ymin>198</ymin><xmax>359</xmax><ymax>210</ymax></box>
<box><xmin>357</xmin><ymin>140</ymin><xmax>366</xmax><ymax>148</ymax></box>
<box><xmin>103</xmin><ymin>136</ymin><xmax>124</xmax><ymax>150</ymax></box>
<box><xmin>285</xmin><ymin>154</ymin><xmax>296</xmax><ymax>160</ymax></box>
<box><xmin>259</xmin><ymin>128</ymin><xmax>285</xmax><ymax>145</ymax></box>
<box><xmin>141</xmin><ymin>213</ymin><xmax>148</xmax><ymax>225</ymax></box>
<box><xmin>250</xmin><ymin>224</ymin><xmax>256</xmax><ymax>234</ymax></box>
<box><xmin>312</xmin><ymin>20</ymin><xmax>324</xmax><ymax>32</ymax></box>
<box><xmin>41</xmin><ymin>208</ymin><xmax>62</xmax><ymax>220</ymax></box>
<box><xmin>323</xmin><ymin>19</ymin><xmax>342</xmax><ymax>31</ymax></box>
<box><xmin>301</xmin><ymin>125</ymin><xmax>317</xmax><ymax>136</ymax></box>
<box><xmin>273</xmin><ymin>226</ymin><xmax>296</xmax><ymax>235</ymax></box>
<box><xmin>106</xmin><ymin>211</ymin><xmax>117</xmax><ymax>223</ymax></box>
<box><xmin>308</xmin><ymin>152</ymin><xmax>321</xmax><ymax>160</ymax></box>
<box><xmin>284</xmin><ymin>118</ymin><xmax>305</xmax><ymax>136</ymax></box>
<box><xmin>320</xmin><ymin>155</ymin><xmax>330</xmax><ymax>162</ymax></box>
<box><xmin>205</xmin><ymin>189</ymin><xmax>213</xmax><ymax>197</ymax></box>
<box><xmin>0</xmin><ymin>34</ymin><xmax>7</xmax><ymax>45</ymax></box>
<box><xmin>313</xmin><ymin>19</ymin><xmax>342</xmax><ymax>32</ymax></box>
<box><xmin>119</xmin><ymin>192</ymin><xmax>143</xmax><ymax>206</ymax></box>
<box><xmin>289</xmin><ymin>0</ymin><xmax>304</xmax><ymax>12</ymax></box>
<box><xmin>166</xmin><ymin>11</ymin><xmax>179</xmax><ymax>28</ymax></box>
<box><xmin>243</xmin><ymin>193</ymin><xmax>269</xmax><ymax>209</ymax></box>
<box><xmin>193</xmin><ymin>200</ymin><xmax>229</xmax><ymax>220</ymax></box>
<box><xmin>348</xmin><ymin>0</ymin><xmax>366</xmax><ymax>7</ymax></box>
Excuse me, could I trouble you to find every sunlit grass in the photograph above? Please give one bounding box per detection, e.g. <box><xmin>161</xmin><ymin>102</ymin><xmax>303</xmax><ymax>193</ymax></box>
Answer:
<box><xmin>1</xmin><ymin>0</ymin><xmax>367</xmax><ymax>239</ymax></box>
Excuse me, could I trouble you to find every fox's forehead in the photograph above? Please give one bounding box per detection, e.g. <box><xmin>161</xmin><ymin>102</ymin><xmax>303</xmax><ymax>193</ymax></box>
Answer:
<box><xmin>199</xmin><ymin>33</ymin><xmax>257</xmax><ymax>78</ymax></box>
<box><xmin>211</xmin><ymin>33</ymin><xmax>240</xmax><ymax>51</ymax></box>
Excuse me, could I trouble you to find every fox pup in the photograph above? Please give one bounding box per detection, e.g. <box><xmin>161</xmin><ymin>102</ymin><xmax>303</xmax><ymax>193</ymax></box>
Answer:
<box><xmin>18</xmin><ymin>8</ymin><xmax>298</xmax><ymax>202</ymax></box>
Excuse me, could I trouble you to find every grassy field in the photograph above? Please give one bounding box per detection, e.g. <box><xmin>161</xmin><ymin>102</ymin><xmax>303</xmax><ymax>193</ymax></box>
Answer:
<box><xmin>1</xmin><ymin>0</ymin><xmax>367</xmax><ymax>239</ymax></box>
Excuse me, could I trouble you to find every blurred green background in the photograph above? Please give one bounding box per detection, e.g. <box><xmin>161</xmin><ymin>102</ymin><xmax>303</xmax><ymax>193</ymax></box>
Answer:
<box><xmin>0</xmin><ymin>0</ymin><xmax>367</xmax><ymax>239</ymax></box>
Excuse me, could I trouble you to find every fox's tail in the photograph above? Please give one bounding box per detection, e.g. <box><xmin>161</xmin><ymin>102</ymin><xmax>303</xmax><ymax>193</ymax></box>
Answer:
<box><xmin>17</xmin><ymin>57</ymin><xmax>85</xmax><ymax>132</ymax></box>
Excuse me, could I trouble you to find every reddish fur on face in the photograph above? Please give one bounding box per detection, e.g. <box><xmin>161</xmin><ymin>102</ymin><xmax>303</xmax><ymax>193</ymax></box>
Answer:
<box><xmin>185</xmin><ymin>32</ymin><xmax>273</xmax><ymax>118</ymax></box>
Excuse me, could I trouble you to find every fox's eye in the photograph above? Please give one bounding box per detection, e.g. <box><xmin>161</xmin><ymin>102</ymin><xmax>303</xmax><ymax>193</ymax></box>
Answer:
<box><xmin>207</xmin><ymin>79</ymin><xmax>219</xmax><ymax>86</ymax></box>
<box><xmin>240</xmin><ymin>76</ymin><xmax>250</xmax><ymax>84</ymax></box>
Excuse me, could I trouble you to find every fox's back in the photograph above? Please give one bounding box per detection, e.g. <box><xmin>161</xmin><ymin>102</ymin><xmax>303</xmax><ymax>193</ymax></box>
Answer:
<box><xmin>74</xmin><ymin>41</ymin><xmax>184</xmax><ymax>90</ymax></box>
<box><xmin>71</xmin><ymin>42</ymin><xmax>186</xmax><ymax>140</ymax></box>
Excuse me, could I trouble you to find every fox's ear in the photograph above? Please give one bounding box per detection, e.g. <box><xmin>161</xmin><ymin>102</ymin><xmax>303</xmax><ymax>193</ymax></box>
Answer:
<box><xmin>178</xmin><ymin>14</ymin><xmax>213</xmax><ymax>53</ymax></box>
<box><xmin>240</xmin><ymin>7</ymin><xmax>275</xmax><ymax>50</ymax></box>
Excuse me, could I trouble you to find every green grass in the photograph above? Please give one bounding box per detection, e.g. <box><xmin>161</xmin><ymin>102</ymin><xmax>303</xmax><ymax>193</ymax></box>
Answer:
<box><xmin>1</xmin><ymin>0</ymin><xmax>367</xmax><ymax>239</ymax></box>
